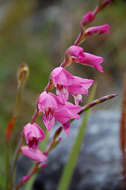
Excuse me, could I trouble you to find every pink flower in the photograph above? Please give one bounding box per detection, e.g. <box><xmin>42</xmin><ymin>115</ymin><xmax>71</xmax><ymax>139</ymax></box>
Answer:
<box><xmin>38</xmin><ymin>91</ymin><xmax>58</xmax><ymax>130</ymax></box>
<box><xmin>21</xmin><ymin>146</ymin><xmax>47</xmax><ymax>163</ymax></box>
<box><xmin>81</xmin><ymin>11</ymin><xmax>94</xmax><ymax>27</ymax></box>
<box><xmin>23</xmin><ymin>123</ymin><xmax>45</xmax><ymax>149</ymax></box>
<box><xmin>51</xmin><ymin>67</ymin><xmax>93</xmax><ymax>104</ymax></box>
<box><xmin>85</xmin><ymin>24</ymin><xmax>110</xmax><ymax>36</ymax></box>
<box><xmin>22</xmin><ymin>123</ymin><xmax>46</xmax><ymax>162</ymax></box>
<box><xmin>66</xmin><ymin>45</ymin><xmax>104</xmax><ymax>72</ymax></box>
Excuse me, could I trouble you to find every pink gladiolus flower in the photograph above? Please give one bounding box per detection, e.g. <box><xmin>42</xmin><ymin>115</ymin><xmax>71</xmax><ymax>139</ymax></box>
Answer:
<box><xmin>85</xmin><ymin>24</ymin><xmax>110</xmax><ymax>36</ymax></box>
<box><xmin>51</xmin><ymin>67</ymin><xmax>93</xmax><ymax>104</ymax></box>
<box><xmin>66</xmin><ymin>45</ymin><xmax>104</xmax><ymax>72</ymax></box>
<box><xmin>23</xmin><ymin>123</ymin><xmax>45</xmax><ymax>149</ymax></box>
<box><xmin>38</xmin><ymin>91</ymin><xmax>58</xmax><ymax>130</ymax></box>
<box><xmin>81</xmin><ymin>11</ymin><xmax>94</xmax><ymax>27</ymax></box>
<box><xmin>21</xmin><ymin>146</ymin><xmax>47</xmax><ymax>163</ymax></box>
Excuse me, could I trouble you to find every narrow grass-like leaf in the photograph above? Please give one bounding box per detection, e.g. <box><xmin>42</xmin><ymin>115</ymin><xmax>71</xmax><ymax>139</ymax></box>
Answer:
<box><xmin>57</xmin><ymin>83</ymin><xmax>97</xmax><ymax>190</ymax></box>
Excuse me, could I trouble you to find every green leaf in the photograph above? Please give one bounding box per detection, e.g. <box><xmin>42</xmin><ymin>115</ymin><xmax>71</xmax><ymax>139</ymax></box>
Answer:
<box><xmin>57</xmin><ymin>83</ymin><xmax>97</xmax><ymax>190</ymax></box>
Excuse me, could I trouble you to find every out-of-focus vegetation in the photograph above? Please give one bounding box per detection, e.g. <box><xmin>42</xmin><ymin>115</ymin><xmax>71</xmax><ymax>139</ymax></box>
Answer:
<box><xmin>0</xmin><ymin>0</ymin><xmax>125</xmax><ymax>189</ymax></box>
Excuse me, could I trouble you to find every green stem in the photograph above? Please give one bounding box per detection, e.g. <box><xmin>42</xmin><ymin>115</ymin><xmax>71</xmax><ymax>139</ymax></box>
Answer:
<box><xmin>57</xmin><ymin>83</ymin><xmax>97</xmax><ymax>190</ymax></box>
<box><xmin>6</xmin><ymin>65</ymin><xmax>29</xmax><ymax>190</ymax></box>
<box><xmin>5</xmin><ymin>85</ymin><xmax>23</xmax><ymax>190</ymax></box>
<box><xmin>9</xmin><ymin>135</ymin><xmax>24</xmax><ymax>189</ymax></box>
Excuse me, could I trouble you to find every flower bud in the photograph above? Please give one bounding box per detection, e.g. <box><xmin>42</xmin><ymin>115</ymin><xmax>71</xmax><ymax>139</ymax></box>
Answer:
<box><xmin>102</xmin><ymin>0</ymin><xmax>113</xmax><ymax>9</ymax></box>
<box><xmin>17</xmin><ymin>63</ymin><xmax>29</xmax><ymax>87</ymax></box>
<box><xmin>81</xmin><ymin>11</ymin><xmax>94</xmax><ymax>27</ymax></box>
<box><xmin>85</xmin><ymin>24</ymin><xmax>110</xmax><ymax>36</ymax></box>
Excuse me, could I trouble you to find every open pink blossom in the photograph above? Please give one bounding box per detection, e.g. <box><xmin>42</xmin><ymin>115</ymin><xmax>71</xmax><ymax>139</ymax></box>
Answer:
<box><xmin>81</xmin><ymin>11</ymin><xmax>94</xmax><ymax>27</ymax></box>
<box><xmin>38</xmin><ymin>91</ymin><xmax>58</xmax><ymax>130</ymax></box>
<box><xmin>23</xmin><ymin>123</ymin><xmax>45</xmax><ymax>149</ymax></box>
<box><xmin>51</xmin><ymin>67</ymin><xmax>93</xmax><ymax>104</ymax></box>
<box><xmin>21</xmin><ymin>146</ymin><xmax>47</xmax><ymax>163</ymax></box>
<box><xmin>85</xmin><ymin>24</ymin><xmax>110</xmax><ymax>36</ymax></box>
<box><xmin>66</xmin><ymin>45</ymin><xmax>104</xmax><ymax>72</ymax></box>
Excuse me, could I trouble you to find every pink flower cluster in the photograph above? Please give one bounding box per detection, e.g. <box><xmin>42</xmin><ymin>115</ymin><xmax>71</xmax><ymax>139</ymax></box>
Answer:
<box><xmin>21</xmin><ymin>9</ymin><xmax>110</xmax><ymax>163</ymax></box>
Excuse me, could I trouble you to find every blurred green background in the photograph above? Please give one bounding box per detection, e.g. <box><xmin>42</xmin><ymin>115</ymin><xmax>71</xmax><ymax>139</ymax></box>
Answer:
<box><xmin>0</xmin><ymin>0</ymin><xmax>125</xmax><ymax>188</ymax></box>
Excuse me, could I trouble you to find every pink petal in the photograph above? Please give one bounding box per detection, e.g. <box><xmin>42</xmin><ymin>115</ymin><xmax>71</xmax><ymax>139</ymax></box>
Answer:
<box><xmin>74</xmin><ymin>94</ymin><xmax>82</xmax><ymax>105</ymax></box>
<box><xmin>54</xmin><ymin>107</ymin><xmax>74</xmax><ymax>124</ymax></box>
<box><xmin>51</xmin><ymin>67</ymin><xmax>73</xmax><ymax>86</ymax></box>
<box><xmin>64</xmin><ymin>102</ymin><xmax>82</xmax><ymax>119</ymax></box>
<box><xmin>66</xmin><ymin>45</ymin><xmax>85</xmax><ymax>62</ymax></box>
<box><xmin>63</xmin><ymin>122</ymin><xmax>70</xmax><ymax>136</ymax></box>
<box><xmin>79</xmin><ymin>52</ymin><xmax>104</xmax><ymax>72</ymax></box>
<box><xmin>68</xmin><ymin>76</ymin><xmax>94</xmax><ymax>95</ymax></box>
<box><xmin>54</xmin><ymin>102</ymin><xmax>82</xmax><ymax>123</ymax></box>
<box><xmin>43</xmin><ymin>113</ymin><xmax>55</xmax><ymax>131</ymax></box>
<box><xmin>23</xmin><ymin>123</ymin><xmax>45</xmax><ymax>144</ymax></box>
<box><xmin>21</xmin><ymin>146</ymin><xmax>47</xmax><ymax>163</ymax></box>
<box><xmin>38</xmin><ymin>91</ymin><xmax>58</xmax><ymax>112</ymax></box>
<box><xmin>56</xmin><ymin>86</ymin><xmax>69</xmax><ymax>104</ymax></box>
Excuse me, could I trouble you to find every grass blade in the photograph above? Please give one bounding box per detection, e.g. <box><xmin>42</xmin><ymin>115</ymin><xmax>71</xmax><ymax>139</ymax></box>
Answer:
<box><xmin>57</xmin><ymin>84</ymin><xmax>97</xmax><ymax>190</ymax></box>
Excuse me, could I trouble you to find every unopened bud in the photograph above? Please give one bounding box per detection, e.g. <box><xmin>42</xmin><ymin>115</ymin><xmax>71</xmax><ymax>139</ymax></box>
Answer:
<box><xmin>19</xmin><ymin>176</ymin><xmax>30</xmax><ymax>184</ymax></box>
<box><xmin>81</xmin><ymin>11</ymin><xmax>94</xmax><ymax>28</ymax></box>
<box><xmin>85</xmin><ymin>24</ymin><xmax>110</xmax><ymax>36</ymax></box>
<box><xmin>17</xmin><ymin>63</ymin><xmax>29</xmax><ymax>87</ymax></box>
